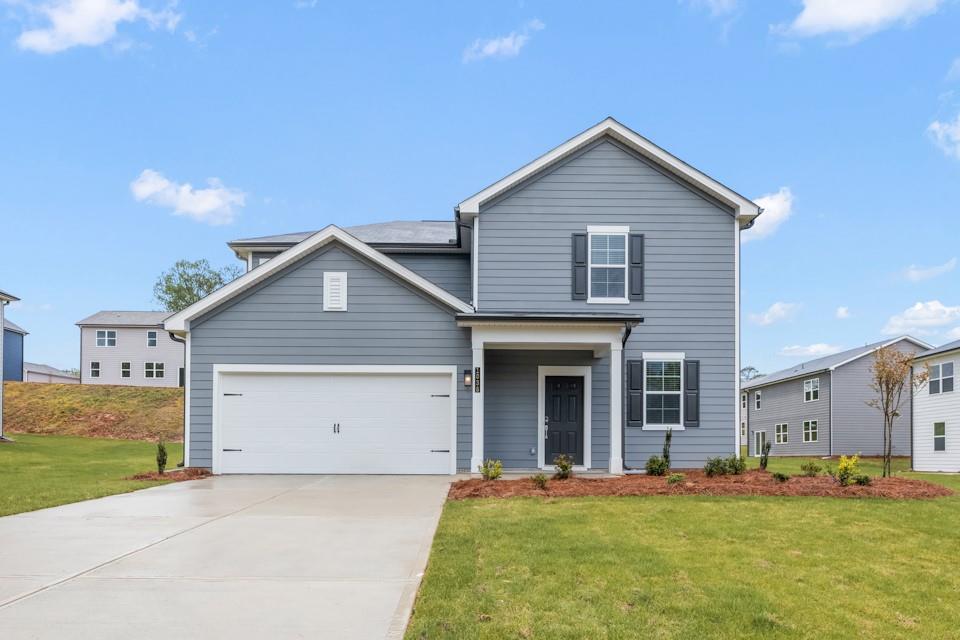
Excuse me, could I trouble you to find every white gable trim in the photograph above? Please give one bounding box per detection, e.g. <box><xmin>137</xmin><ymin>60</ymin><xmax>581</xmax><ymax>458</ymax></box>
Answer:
<box><xmin>457</xmin><ymin>117</ymin><xmax>762</xmax><ymax>223</ymax></box>
<box><xmin>828</xmin><ymin>336</ymin><xmax>933</xmax><ymax>370</ymax></box>
<box><xmin>165</xmin><ymin>225</ymin><xmax>473</xmax><ymax>333</ymax></box>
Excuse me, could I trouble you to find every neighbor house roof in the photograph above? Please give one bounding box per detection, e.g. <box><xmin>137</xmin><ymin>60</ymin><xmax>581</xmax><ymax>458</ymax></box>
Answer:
<box><xmin>915</xmin><ymin>339</ymin><xmax>960</xmax><ymax>361</ymax></box>
<box><xmin>456</xmin><ymin>117</ymin><xmax>763</xmax><ymax>226</ymax></box>
<box><xmin>743</xmin><ymin>336</ymin><xmax>933</xmax><ymax>390</ymax></box>
<box><xmin>76</xmin><ymin>311</ymin><xmax>172</xmax><ymax>327</ymax></box>
<box><xmin>229</xmin><ymin>221</ymin><xmax>458</xmax><ymax>249</ymax></box>
<box><xmin>23</xmin><ymin>362</ymin><xmax>78</xmax><ymax>379</ymax></box>
<box><xmin>0</xmin><ymin>289</ymin><xmax>19</xmax><ymax>303</ymax></box>
<box><xmin>3</xmin><ymin>319</ymin><xmax>27</xmax><ymax>335</ymax></box>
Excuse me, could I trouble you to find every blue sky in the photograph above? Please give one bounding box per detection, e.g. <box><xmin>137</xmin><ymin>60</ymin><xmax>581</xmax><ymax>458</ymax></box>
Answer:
<box><xmin>1</xmin><ymin>0</ymin><xmax>959</xmax><ymax>374</ymax></box>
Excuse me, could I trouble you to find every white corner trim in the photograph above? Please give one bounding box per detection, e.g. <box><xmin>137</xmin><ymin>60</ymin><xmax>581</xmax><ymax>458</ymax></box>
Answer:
<box><xmin>165</xmin><ymin>225</ymin><xmax>473</xmax><ymax>332</ymax></box>
<box><xmin>183</xmin><ymin>332</ymin><xmax>191</xmax><ymax>466</ymax></box>
<box><xmin>457</xmin><ymin>117</ymin><xmax>761</xmax><ymax>221</ymax></box>
<box><xmin>471</xmin><ymin>215</ymin><xmax>479</xmax><ymax>310</ymax></box>
<box><xmin>537</xmin><ymin>365</ymin><xmax>592</xmax><ymax>470</ymax></box>
<box><xmin>734</xmin><ymin>215</ymin><xmax>741</xmax><ymax>454</ymax></box>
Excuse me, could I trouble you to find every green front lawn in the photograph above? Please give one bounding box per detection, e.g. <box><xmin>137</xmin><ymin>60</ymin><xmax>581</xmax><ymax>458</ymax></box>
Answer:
<box><xmin>407</xmin><ymin>470</ymin><xmax>960</xmax><ymax>639</ymax></box>
<box><xmin>0</xmin><ymin>434</ymin><xmax>184</xmax><ymax>517</ymax></box>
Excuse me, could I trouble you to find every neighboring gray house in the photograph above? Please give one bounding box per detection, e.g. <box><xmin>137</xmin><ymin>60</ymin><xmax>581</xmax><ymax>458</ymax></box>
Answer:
<box><xmin>77</xmin><ymin>311</ymin><xmax>185</xmax><ymax>387</ymax></box>
<box><xmin>164</xmin><ymin>118</ymin><xmax>761</xmax><ymax>475</ymax></box>
<box><xmin>0</xmin><ymin>288</ymin><xmax>19</xmax><ymax>440</ymax></box>
<box><xmin>3</xmin><ymin>318</ymin><xmax>26</xmax><ymax>381</ymax></box>
<box><xmin>912</xmin><ymin>339</ymin><xmax>960</xmax><ymax>473</ymax></box>
<box><xmin>23</xmin><ymin>362</ymin><xmax>80</xmax><ymax>384</ymax></box>
<box><xmin>742</xmin><ymin>336</ymin><xmax>930</xmax><ymax>457</ymax></box>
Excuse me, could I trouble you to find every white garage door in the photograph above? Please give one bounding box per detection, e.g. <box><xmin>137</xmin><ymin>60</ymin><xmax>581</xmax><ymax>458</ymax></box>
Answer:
<box><xmin>215</xmin><ymin>370</ymin><xmax>455</xmax><ymax>474</ymax></box>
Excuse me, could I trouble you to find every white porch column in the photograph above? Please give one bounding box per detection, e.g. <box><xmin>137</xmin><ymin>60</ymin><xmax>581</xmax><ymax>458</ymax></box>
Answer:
<box><xmin>470</xmin><ymin>345</ymin><xmax>484</xmax><ymax>472</ymax></box>
<box><xmin>609</xmin><ymin>341</ymin><xmax>624</xmax><ymax>474</ymax></box>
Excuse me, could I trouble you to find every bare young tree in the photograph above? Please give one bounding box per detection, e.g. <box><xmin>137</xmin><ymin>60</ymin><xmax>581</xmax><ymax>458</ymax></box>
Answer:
<box><xmin>867</xmin><ymin>346</ymin><xmax>928</xmax><ymax>477</ymax></box>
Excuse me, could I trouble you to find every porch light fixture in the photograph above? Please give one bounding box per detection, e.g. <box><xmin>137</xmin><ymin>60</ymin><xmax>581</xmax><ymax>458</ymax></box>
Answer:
<box><xmin>463</xmin><ymin>369</ymin><xmax>472</xmax><ymax>387</ymax></box>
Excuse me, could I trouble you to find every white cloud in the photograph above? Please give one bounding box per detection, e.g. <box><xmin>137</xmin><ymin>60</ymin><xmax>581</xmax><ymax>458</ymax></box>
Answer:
<box><xmin>947</xmin><ymin>326</ymin><xmax>960</xmax><ymax>340</ymax></box>
<box><xmin>882</xmin><ymin>300</ymin><xmax>960</xmax><ymax>335</ymax></box>
<box><xmin>903</xmin><ymin>257</ymin><xmax>957</xmax><ymax>282</ymax></box>
<box><xmin>836</xmin><ymin>306</ymin><xmax>850</xmax><ymax>319</ymax></box>
<box><xmin>742</xmin><ymin>187</ymin><xmax>793</xmax><ymax>243</ymax></box>
<box><xmin>928</xmin><ymin>113</ymin><xmax>960</xmax><ymax>159</ymax></box>
<box><xmin>779</xmin><ymin>343</ymin><xmax>844</xmax><ymax>357</ymax></box>
<box><xmin>947</xmin><ymin>58</ymin><xmax>960</xmax><ymax>82</ymax></box>
<box><xmin>130</xmin><ymin>169</ymin><xmax>246</xmax><ymax>226</ymax></box>
<box><xmin>16</xmin><ymin>0</ymin><xmax>181</xmax><ymax>54</ymax></box>
<box><xmin>681</xmin><ymin>0</ymin><xmax>738</xmax><ymax>17</ymax></box>
<box><xmin>463</xmin><ymin>19</ymin><xmax>544</xmax><ymax>63</ymax></box>
<box><xmin>293</xmin><ymin>0</ymin><xmax>317</xmax><ymax>8</ymax></box>
<box><xmin>777</xmin><ymin>0</ymin><xmax>942</xmax><ymax>41</ymax></box>
<box><xmin>749</xmin><ymin>302</ymin><xmax>800</xmax><ymax>326</ymax></box>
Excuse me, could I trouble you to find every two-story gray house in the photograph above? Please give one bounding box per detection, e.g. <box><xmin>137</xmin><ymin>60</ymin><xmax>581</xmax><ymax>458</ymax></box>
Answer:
<box><xmin>742</xmin><ymin>336</ymin><xmax>930</xmax><ymax>458</ymax></box>
<box><xmin>164</xmin><ymin>118</ymin><xmax>761</xmax><ymax>475</ymax></box>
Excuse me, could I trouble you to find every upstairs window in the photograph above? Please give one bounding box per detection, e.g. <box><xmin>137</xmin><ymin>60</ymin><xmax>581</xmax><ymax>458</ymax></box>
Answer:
<box><xmin>934</xmin><ymin>422</ymin><xmax>946</xmax><ymax>451</ymax></box>
<box><xmin>96</xmin><ymin>330</ymin><xmax>116</xmax><ymax>347</ymax></box>
<box><xmin>755</xmin><ymin>390</ymin><xmax>762</xmax><ymax>410</ymax></box>
<box><xmin>645</xmin><ymin>359</ymin><xmax>682</xmax><ymax>427</ymax></box>
<box><xmin>145</xmin><ymin>362</ymin><xmax>164</xmax><ymax>379</ymax></box>
<box><xmin>588</xmin><ymin>228</ymin><xmax>628</xmax><ymax>303</ymax></box>
<box><xmin>775</xmin><ymin>423</ymin><xmax>788</xmax><ymax>444</ymax></box>
<box><xmin>804</xmin><ymin>378</ymin><xmax>820</xmax><ymax>402</ymax></box>
<box><xmin>147</xmin><ymin>331</ymin><xmax>158</xmax><ymax>347</ymax></box>
<box><xmin>90</xmin><ymin>361</ymin><xmax>100</xmax><ymax>378</ymax></box>
<box><xmin>930</xmin><ymin>362</ymin><xmax>954</xmax><ymax>395</ymax></box>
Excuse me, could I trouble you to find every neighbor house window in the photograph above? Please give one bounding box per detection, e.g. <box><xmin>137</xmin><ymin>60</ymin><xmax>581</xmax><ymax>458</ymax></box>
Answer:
<box><xmin>934</xmin><ymin>422</ymin><xmax>946</xmax><ymax>451</ymax></box>
<box><xmin>775</xmin><ymin>423</ymin><xmax>788</xmax><ymax>444</ymax></box>
<box><xmin>741</xmin><ymin>393</ymin><xmax>747</xmax><ymax>410</ymax></box>
<box><xmin>804</xmin><ymin>378</ymin><xmax>820</xmax><ymax>402</ymax></box>
<box><xmin>755</xmin><ymin>390</ymin><xmax>762</xmax><ymax>410</ymax></box>
<box><xmin>144</xmin><ymin>362</ymin><xmax>164</xmax><ymax>379</ymax></box>
<box><xmin>587</xmin><ymin>228</ymin><xmax>628</xmax><ymax>302</ymax></box>
<box><xmin>803</xmin><ymin>420</ymin><xmax>819</xmax><ymax>443</ymax></box>
<box><xmin>90</xmin><ymin>361</ymin><xmax>100</xmax><ymax>378</ymax></box>
<box><xmin>929</xmin><ymin>362</ymin><xmax>954</xmax><ymax>395</ymax></box>
<box><xmin>644</xmin><ymin>359</ymin><xmax>682</xmax><ymax>427</ymax></box>
<box><xmin>121</xmin><ymin>362</ymin><xmax>131</xmax><ymax>378</ymax></box>
<box><xmin>147</xmin><ymin>331</ymin><xmax>157</xmax><ymax>347</ymax></box>
<box><xmin>96</xmin><ymin>330</ymin><xmax>116</xmax><ymax>347</ymax></box>
<box><xmin>741</xmin><ymin>421</ymin><xmax>746</xmax><ymax>437</ymax></box>
<box><xmin>255</xmin><ymin>256</ymin><xmax>271</xmax><ymax>267</ymax></box>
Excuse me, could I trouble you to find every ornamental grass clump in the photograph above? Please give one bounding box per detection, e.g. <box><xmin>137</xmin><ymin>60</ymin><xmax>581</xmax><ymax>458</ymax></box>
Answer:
<box><xmin>478</xmin><ymin>459</ymin><xmax>503</xmax><ymax>481</ymax></box>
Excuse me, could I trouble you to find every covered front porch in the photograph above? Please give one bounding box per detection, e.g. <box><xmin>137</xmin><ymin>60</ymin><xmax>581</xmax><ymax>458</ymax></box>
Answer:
<box><xmin>459</xmin><ymin>316</ymin><xmax>639</xmax><ymax>475</ymax></box>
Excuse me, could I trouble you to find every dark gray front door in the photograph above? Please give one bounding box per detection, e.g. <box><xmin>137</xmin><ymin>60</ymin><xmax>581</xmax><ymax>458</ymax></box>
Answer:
<box><xmin>545</xmin><ymin>376</ymin><xmax>584</xmax><ymax>465</ymax></box>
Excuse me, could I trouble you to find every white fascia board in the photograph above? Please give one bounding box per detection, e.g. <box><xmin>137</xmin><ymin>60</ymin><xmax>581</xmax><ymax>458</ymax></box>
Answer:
<box><xmin>165</xmin><ymin>225</ymin><xmax>473</xmax><ymax>333</ymax></box>
<box><xmin>457</xmin><ymin>117</ymin><xmax>761</xmax><ymax>223</ymax></box>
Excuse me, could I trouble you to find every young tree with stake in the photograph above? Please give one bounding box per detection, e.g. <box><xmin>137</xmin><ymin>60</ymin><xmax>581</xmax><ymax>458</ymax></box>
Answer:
<box><xmin>867</xmin><ymin>346</ymin><xmax>928</xmax><ymax>477</ymax></box>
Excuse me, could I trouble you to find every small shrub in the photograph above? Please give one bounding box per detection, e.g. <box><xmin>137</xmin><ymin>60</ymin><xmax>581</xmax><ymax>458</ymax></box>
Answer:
<box><xmin>531</xmin><ymin>473</ymin><xmax>549</xmax><ymax>490</ymax></box>
<box><xmin>772</xmin><ymin>471</ymin><xmax>790</xmax><ymax>483</ymax></box>
<box><xmin>799</xmin><ymin>461</ymin><xmax>822</xmax><ymax>477</ymax></box>
<box><xmin>853</xmin><ymin>474</ymin><xmax>872</xmax><ymax>486</ymax></box>
<box><xmin>156</xmin><ymin>439</ymin><xmax>168</xmax><ymax>475</ymax></box>
<box><xmin>478</xmin><ymin>459</ymin><xmax>503</xmax><ymax>481</ymax></box>
<box><xmin>759</xmin><ymin>440</ymin><xmax>772</xmax><ymax>470</ymax></box>
<box><xmin>704</xmin><ymin>457</ymin><xmax>727</xmax><ymax>477</ymax></box>
<box><xmin>645</xmin><ymin>455</ymin><xmax>669</xmax><ymax>476</ymax></box>
<box><xmin>835</xmin><ymin>454</ymin><xmax>862</xmax><ymax>487</ymax></box>
<box><xmin>662</xmin><ymin>428</ymin><xmax>673</xmax><ymax>467</ymax></box>
<box><xmin>667</xmin><ymin>473</ymin><xmax>685</xmax><ymax>485</ymax></box>
<box><xmin>553</xmin><ymin>454</ymin><xmax>574</xmax><ymax>480</ymax></box>
<box><xmin>725</xmin><ymin>455</ymin><xmax>747</xmax><ymax>475</ymax></box>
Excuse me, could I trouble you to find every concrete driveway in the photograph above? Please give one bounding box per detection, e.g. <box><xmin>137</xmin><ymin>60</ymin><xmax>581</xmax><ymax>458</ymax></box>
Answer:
<box><xmin>0</xmin><ymin>475</ymin><xmax>451</xmax><ymax>639</ymax></box>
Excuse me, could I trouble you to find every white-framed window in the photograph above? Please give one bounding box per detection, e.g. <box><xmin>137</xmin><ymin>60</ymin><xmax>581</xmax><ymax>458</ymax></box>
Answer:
<box><xmin>934</xmin><ymin>422</ymin><xmax>946</xmax><ymax>452</ymax></box>
<box><xmin>147</xmin><ymin>331</ymin><xmax>158</xmax><ymax>347</ymax></box>
<box><xmin>255</xmin><ymin>256</ymin><xmax>271</xmax><ymax>267</ymax></box>
<box><xmin>144</xmin><ymin>362</ymin><xmax>165</xmax><ymax>379</ymax></box>
<box><xmin>775</xmin><ymin>423</ymin><xmax>788</xmax><ymax>444</ymax></box>
<box><xmin>95</xmin><ymin>330</ymin><xmax>117</xmax><ymax>347</ymax></box>
<box><xmin>323</xmin><ymin>272</ymin><xmax>348</xmax><ymax>311</ymax></box>
<box><xmin>643</xmin><ymin>354</ymin><xmax>683</xmax><ymax>428</ymax></box>
<box><xmin>741</xmin><ymin>421</ymin><xmax>746</xmax><ymax>437</ymax></box>
<box><xmin>587</xmin><ymin>226</ymin><xmax>628</xmax><ymax>303</ymax></box>
<box><xmin>803</xmin><ymin>378</ymin><xmax>820</xmax><ymax>402</ymax></box>
<box><xmin>741</xmin><ymin>393</ymin><xmax>747</xmax><ymax>410</ymax></box>
<box><xmin>90</xmin><ymin>361</ymin><xmax>101</xmax><ymax>378</ymax></box>
<box><xmin>803</xmin><ymin>420</ymin><xmax>819</xmax><ymax>443</ymax></box>
<box><xmin>929</xmin><ymin>362</ymin><xmax>955</xmax><ymax>395</ymax></box>
<box><xmin>121</xmin><ymin>362</ymin><xmax>131</xmax><ymax>378</ymax></box>
<box><xmin>755</xmin><ymin>390</ymin><xmax>762</xmax><ymax>410</ymax></box>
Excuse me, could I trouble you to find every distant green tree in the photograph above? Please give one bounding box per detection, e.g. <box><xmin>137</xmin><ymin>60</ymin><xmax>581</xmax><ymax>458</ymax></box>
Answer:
<box><xmin>154</xmin><ymin>259</ymin><xmax>242</xmax><ymax>312</ymax></box>
<box><xmin>740</xmin><ymin>366</ymin><xmax>762</xmax><ymax>382</ymax></box>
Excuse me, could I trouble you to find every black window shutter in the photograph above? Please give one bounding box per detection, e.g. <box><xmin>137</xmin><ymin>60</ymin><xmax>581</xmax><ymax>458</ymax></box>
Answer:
<box><xmin>684</xmin><ymin>360</ymin><xmax>700</xmax><ymax>428</ymax></box>
<box><xmin>572</xmin><ymin>233</ymin><xmax>587</xmax><ymax>300</ymax></box>
<box><xmin>629</xmin><ymin>234</ymin><xmax>644</xmax><ymax>300</ymax></box>
<box><xmin>627</xmin><ymin>359</ymin><xmax>644</xmax><ymax>427</ymax></box>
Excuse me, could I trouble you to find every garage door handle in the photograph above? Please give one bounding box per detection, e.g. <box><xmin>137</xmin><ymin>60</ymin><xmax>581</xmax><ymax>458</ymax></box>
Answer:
<box><xmin>430</xmin><ymin>449</ymin><xmax>450</xmax><ymax>453</ymax></box>
<box><xmin>223</xmin><ymin>393</ymin><xmax>243</xmax><ymax>397</ymax></box>
<box><xmin>431</xmin><ymin>394</ymin><xmax>450</xmax><ymax>398</ymax></box>
<box><xmin>223</xmin><ymin>448</ymin><xmax>243</xmax><ymax>452</ymax></box>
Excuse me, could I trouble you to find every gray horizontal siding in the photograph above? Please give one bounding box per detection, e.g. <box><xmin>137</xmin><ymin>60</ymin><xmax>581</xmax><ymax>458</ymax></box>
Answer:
<box><xmin>747</xmin><ymin>374</ymin><xmax>831</xmax><ymax>457</ymax></box>
<box><xmin>389</xmin><ymin>253</ymin><xmax>471</xmax><ymax>303</ymax></box>
<box><xmin>188</xmin><ymin>243</ymin><xmax>472</xmax><ymax>469</ymax></box>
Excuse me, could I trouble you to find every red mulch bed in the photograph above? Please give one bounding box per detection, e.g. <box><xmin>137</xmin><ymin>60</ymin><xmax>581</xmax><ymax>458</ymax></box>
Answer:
<box><xmin>448</xmin><ymin>470</ymin><xmax>953</xmax><ymax>501</ymax></box>
<box><xmin>127</xmin><ymin>467</ymin><xmax>211</xmax><ymax>482</ymax></box>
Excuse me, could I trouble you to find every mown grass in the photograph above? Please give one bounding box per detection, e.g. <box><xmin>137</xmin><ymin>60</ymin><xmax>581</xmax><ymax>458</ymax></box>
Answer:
<box><xmin>0</xmin><ymin>434</ymin><xmax>184</xmax><ymax>517</ymax></box>
<box><xmin>407</xmin><ymin>467</ymin><xmax>960</xmax><ymax>639</ymax></box>
<box><xmin>3</xmin><ymin>381</ymin><xmax>183</xmax><ymax>441</ymax></box>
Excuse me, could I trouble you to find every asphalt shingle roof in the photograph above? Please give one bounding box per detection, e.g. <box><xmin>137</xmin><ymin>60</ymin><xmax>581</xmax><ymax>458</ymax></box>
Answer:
<box><xmin>76</xmin><ymin>311</ymin><xmax>172</xmax><ymax>327</ymax></box>
<box><xmin>229</xmin><ymin>221</ymin><xmax>458</xmax><ymax>247</ymax></box>
<box><xmin>3</xmin><ymin>318</ymin><xmax>27</xmax><ymax>334</ymax></box>
<box><xmin>916</xmin><ymin>338</ymin><xmax>960</xmax><ymax>360</ymax></box>
<box><xmin>23</xmin><ymin>362</ymin><xmax>78</xmax><ymax>378</ymax></box>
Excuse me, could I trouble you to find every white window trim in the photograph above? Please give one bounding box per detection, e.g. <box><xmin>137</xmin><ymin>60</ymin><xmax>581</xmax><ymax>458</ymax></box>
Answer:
<box><xmin>586</xmin><ymin>226</ymin><xmax>629</xmax><ymax>305</ymax></box>
<box><xmin>641</xmin><ymin>351</ymin><xmax>684</xmax><ymax>431</ymax></box>
<box><xmin>933</xmin><ymin>422</ymin><xmax>946</xmax><ymax>452</ymax></box>
<box><xmin>95</xmin><ymin>329</ymin><xmax>117</xmax><ymax>347</ymax></box>
<box><xmin>147</xmin><ymin>330</ymin><xmax>158</xmax><ymax>348</ymax></box>
<box><xmin>90</xmin><ymin>361</ymin><xmax>100</xmax><ymax>377</ymax></box>
<box><xmin>803</xmin><ymin>378</ymin><xmax>820</xmax><ymax>403</ymax></box>
<box><xmin>323</xmin><ymin>271</ymin><xmax>348</xmax><ymax>312</ymax></box>
<box><xmin>121</xmin><ymin>362</ymin><xmax>131</xmax><ymax>378</ymax></box>
<box><xmin>803</xmin><ymin>419</ymin><xmax>819</xmax><ymax>443</ymax></box>
<box><xmin>755</xmin><ymin>389</ymin><xmax>762</xmax><ymax>410</ymax></box>
<box><xmin>144</xmin><ymin>362</ymin><xmax>165</xmax><ymax>379</ymax></box>
<box><xmin>754</xmin><ymin>430</ymin><xmax>766</xmax><ymax>457</ymax></box>
<box><xmin>775</xmin><ymin>423</ymin><xmax>788</xmax><ymax>444</ymax></box>
<box><xmin>929</xmin><ymin>362</ymin><xmax>954</xmax><ymax>395</ymax></box>
<box><xmin>536</xmin><ymin>365</ymin><xmax>592</xmax><ymax>470</ymax></box>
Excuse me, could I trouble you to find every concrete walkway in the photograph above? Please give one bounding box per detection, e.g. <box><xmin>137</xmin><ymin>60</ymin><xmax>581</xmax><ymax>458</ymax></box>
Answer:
<box><xmin>0</xmin><ymin>475</ymin><xmax>451</xmax><ymax>639</ymax></box>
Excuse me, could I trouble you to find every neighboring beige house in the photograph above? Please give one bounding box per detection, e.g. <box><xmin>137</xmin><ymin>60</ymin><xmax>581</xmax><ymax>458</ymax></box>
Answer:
<box><xmin>24</xmin><ymin>362</ymin><xmax>79</xmax><ymax>384</ymax></box>
<box><xmin>77</xmin><ymin>311</ymin><xmax>184</xmax><ymax>387</ymax></box>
